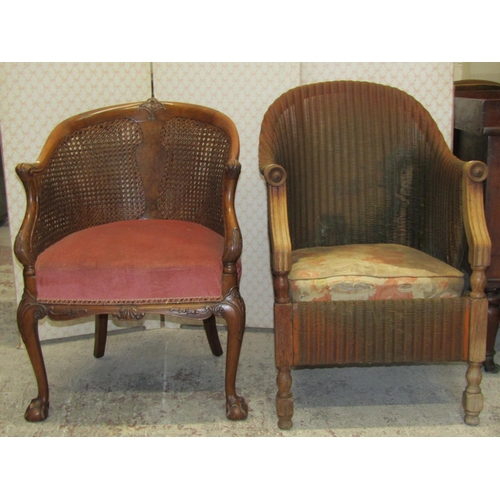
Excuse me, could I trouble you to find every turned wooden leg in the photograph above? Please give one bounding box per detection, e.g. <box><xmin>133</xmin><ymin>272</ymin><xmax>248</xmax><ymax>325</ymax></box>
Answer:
<box><xmin>465</xmin><ymin>266</ymin><xmax>488</xmax><ymax>423</ymax></box>
<box><xmin>277</xmin><ymin>366</ymin><xmax>293</xmax><ymax>430</ymax></box>
<box><xmin>17</xmin><ymin>293</ymin><xmax>49</xmax><ymax>422</ymax></box>
<box><xmin>484</xmin><ymin>291</ymin><xmax>500</xmax><ymax>373</ymax></box>
<box><xmin>214</xmin><ymin>288</ymin><xmax>247</xmax><ymax>420</ymax></box>
<box><xmin>203</xmin><ymin>314</ymin><xmax>223</xmax><ymax>357</ymax></box>
<box><xmin>273</xmin><ymin>300</ymin><xmax>294</xmax><ymax>429</ymax></box>
<box><xmin>462</xmin><ymin>361</ymin><xmax>484</xmax><ymax>425</ymax></box>
<box><xmin>94</xmin><ymin>314</ymin><xmax>108</xmax><ymax>358</ymax></box>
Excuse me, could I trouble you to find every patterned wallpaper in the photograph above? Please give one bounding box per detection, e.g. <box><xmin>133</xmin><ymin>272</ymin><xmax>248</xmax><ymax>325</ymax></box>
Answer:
<box><xmin>0</xmin><ymin>62</ymin><xmax>454</xmax><ymax>339</ymax></box>
<box><xmin>0</xmin><ymin>62</ymin><xmax>155</xmax><ymax>339</ymax></box>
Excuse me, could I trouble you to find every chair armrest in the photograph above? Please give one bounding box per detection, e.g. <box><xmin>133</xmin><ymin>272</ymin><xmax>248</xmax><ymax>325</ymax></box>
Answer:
<box><xmin>417</xmin><ymin>149</ymin><xmax>471</xmax><ymax>268</ymax></box>
<box><xmin>260</xmin><ymin>163</ymin><xmax>292</xmax><ymax>303</ymax></box>
<box><xmin>259</xmin><ymin>105</ymin><xmax>294</xmax><ymax>276</ymax></box>
<box><xmin>462</xmin><ymin>160</ymin><xmax>491</xmax><ymax>297</ymax></box>
<box><xmin>423</xmin><ymin>152</ymin><xmax>490</xmax><ymax>276</ymax></box>
<box><xmin>262</xmin><ymin>165</ymin><xmax>292</xmax><ymax>272</ymax></box>
<box><xmin>221</xmin><ymin>160</ymin><xmax>243</xmax><ymax>290</ymax></box>
<box><xmin>14</xmin><ymin>162</ymin><xmax>43</xmax><ymax>266</ymax></box>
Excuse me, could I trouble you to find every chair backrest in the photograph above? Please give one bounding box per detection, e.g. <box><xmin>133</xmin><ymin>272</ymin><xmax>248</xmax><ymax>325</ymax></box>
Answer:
<box><xmin>259</xmin><ymin>81</ymin><xmax>460</xmax><ymax>257</ymax></box>
<box><xmin>30</xmin><ymin>99</ymin><xmax>239</xmax><ymax>256</ymax></box>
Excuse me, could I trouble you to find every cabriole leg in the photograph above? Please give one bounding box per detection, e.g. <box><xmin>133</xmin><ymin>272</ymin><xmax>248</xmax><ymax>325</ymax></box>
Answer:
<box><xmin>17</xmin><ymin>294</ymin><xmax>49</xmax><ymax>422</ymax></box>
<box><xmin>94</xmin><ymin>314</ymin><xmax>108</xmax><ymax>358</ymax></box>
<box><xmin>215</xmin><ymin>288</ymin><xmax>248</xmax><ymax>420</ymax></box>
<box><xmin>203</xmin><ymin>314</ymin><xmax>223</xmax><ymax>357</ymax></box>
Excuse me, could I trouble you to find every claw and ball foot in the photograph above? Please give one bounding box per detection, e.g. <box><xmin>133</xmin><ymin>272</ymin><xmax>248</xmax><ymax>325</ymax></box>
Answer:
<box><xmin>18</xmin><ymin>291</ymin><xmax>50</xmax><ymax>423</ymax></box>
<box><xmin>226</xmin><ymin>395</ymin><xmax>248</xmax><ymax>420</ymax></box>
<box><xmin>215</xmin><ymin>288</ymin><xmax>247</xmax><ymax>422</ymax></box>
<box><xmin>25</xmin><ymin>398</ymin><xmax>49</xmax><ymax>422</ymax></box>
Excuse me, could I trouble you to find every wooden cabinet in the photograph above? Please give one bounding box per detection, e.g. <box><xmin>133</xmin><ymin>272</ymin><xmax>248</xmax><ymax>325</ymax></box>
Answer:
<box><xmin>454</xmin><ymin>83</ymin><xmax>500</xmax><ymax>372</ymax></box>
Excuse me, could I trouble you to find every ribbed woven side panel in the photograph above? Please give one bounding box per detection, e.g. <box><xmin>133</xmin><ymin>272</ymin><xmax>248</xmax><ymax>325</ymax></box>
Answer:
<box><xmin>293</xmin><ymin>298</ymin><xmax>469</xmax><ymax>366</ymax></box>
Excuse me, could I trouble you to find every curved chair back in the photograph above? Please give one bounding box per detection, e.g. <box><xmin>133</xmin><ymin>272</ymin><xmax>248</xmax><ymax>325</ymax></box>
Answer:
<box><xmin>30</xmin><ymin>99</ymin><xmax>239</xmax><ymax>257</ymax></box>
<box><xmin>260</xmin><ymin>81</ymin><xmax>465</xmax><ymax>267</ymax></box>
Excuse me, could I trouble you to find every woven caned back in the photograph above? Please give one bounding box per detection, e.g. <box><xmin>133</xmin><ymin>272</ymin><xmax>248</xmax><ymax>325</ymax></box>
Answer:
<box><xmin>24</xmin><ymin>100</ymin><xmax>238</xmax><ymax>263</ymax></box>
<box><xmin>33</xmin><ymin>118</ymin><xmax>145</xmax><ymax>256</ymax></box>
<box><xmin>260</xmin><ymin>81</ymin><xmax>465</xmax><ymax>266</ymax></box>
<box><xmin>158</xmin><ymin>117</ymin><xmax>230</xmax><ymax>236</ymax></box>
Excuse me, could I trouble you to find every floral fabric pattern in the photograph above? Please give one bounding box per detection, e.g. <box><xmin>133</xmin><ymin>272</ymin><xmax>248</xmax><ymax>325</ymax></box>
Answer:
<box><xmin>289</xmin><ymin>244</ymin><xmax>464</xmax><ymax>302</ymax></box>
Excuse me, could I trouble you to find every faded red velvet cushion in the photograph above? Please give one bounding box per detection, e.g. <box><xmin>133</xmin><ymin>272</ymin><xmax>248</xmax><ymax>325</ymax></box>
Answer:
<box><xmin>35</xmin><ymin>220</ymin><xmax>226</xmax><ymax>304</ymax></box>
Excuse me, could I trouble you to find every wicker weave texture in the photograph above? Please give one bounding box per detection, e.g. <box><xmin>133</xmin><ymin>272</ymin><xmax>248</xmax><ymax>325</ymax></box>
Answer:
<box><xmin>158</xmin><ymin>117</ymin><xmax>229</xmax><ymax>236</ymax></box>
<box><xmin>33</xmin><ymin>119</ymin><xmax>146</xmax><ymax>256</ymax></box>
<box><xmin>31</xmin><ymin>113</ymin><xmax>233</xmax><ymax>257</ymax></box>
<box><xmin>259</xmin><ymin>81</ymin><xmax>466</xmax><ymax>268</ymax></box>
<box><xmin>293</xmin><ymin>298</ymin><xmax>468</xmax><ymax>366</ymax></box>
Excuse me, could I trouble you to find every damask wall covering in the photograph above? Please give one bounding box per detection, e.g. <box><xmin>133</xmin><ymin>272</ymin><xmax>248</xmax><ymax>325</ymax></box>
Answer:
<box><xmin>0</xmin><ymin>62</ymin><xmax>454</xmax><ymax>339</ymax></box>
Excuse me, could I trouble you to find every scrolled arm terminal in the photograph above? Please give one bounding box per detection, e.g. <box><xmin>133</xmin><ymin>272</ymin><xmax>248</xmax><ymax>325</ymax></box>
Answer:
<box><xmin>263</xmin><ymin>164</ymin><xmax>287</xmax><ymax>187</ymax></box>
<box><xmin>465</xmin><ymin>161</ymin><xmax>488</xmax><ymax>182</ymax></box>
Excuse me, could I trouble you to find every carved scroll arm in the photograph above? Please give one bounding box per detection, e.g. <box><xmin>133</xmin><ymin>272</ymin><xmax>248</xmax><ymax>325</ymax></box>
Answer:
<box><xmin>462</xmin><ymin>161</ymin><xmax>491</xmax><ymax>298</ymax></box>
<box><xmin>221</xmin><ymin>160</ymin><xmax>243</xmax><ymax>291</ymax></box>
<box><xmin>14</xmin><ymin>162</ymin><xmax>44</xmax><ymax>266</ymax></box>
<box><xmin>260</xmin><ymin>163</ymin><xmax>292</xmax><ymax>303</ymax></box>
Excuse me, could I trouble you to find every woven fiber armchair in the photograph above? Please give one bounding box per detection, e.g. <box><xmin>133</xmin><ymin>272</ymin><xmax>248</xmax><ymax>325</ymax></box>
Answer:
<box><xmin>15</xmin><ymin>98</ymin><xmax>247</xmax><ymax>423</ymax></box>
<box><xmin>259</xmin><ymin>81</ymin><xmax>491</xmax><ymax>430</ymax></box>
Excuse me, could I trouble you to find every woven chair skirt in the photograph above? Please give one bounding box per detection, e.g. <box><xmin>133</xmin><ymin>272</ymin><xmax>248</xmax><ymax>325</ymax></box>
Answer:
<box><xmin>292</xmin><ymin>297</ymin><xmax>469</xmax><ymax>366</ymax></box>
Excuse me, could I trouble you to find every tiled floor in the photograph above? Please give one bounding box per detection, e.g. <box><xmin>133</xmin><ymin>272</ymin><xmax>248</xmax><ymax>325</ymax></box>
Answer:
<box><xmin>1</xmin><ymin>223</ymin><xmax>500</xmax><ymax>437</ymax></box>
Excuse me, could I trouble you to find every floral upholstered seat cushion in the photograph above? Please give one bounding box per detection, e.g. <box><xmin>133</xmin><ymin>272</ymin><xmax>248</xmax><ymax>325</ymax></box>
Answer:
<box><xmin>289</xmin><ymin>244</ymin><xmax>464</xmax><ymax>302</ymax></box>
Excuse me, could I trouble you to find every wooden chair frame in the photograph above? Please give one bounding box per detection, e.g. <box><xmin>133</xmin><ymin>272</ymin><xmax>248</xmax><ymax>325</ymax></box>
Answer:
<box><xmin>15</xmin><ymin>98</ymin><xmax>247</xmax><ymax>423</ymax></box>
<box><xmin>259</xmin><ymin>81</ymin><xmax>491</xmax><ymax>429</ymax></box>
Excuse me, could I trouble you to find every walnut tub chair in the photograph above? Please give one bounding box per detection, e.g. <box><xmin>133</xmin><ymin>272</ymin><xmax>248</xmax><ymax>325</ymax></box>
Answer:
<box><xmin>15</xmin><ymin>98</ymin><xmax>247</xmax><ymax>422</ymax></box>
<box><xmin>259</xmin><ymin>81</ymin><xmax>491</xmax><ymax>430</ymax></box>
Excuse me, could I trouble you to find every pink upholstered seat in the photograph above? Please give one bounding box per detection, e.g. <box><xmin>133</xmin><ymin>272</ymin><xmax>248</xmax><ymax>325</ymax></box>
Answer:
<box><xmin>35</xmin><ymin>219</ymin><xmax>225</xmax><ymax>304</ymax></box>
